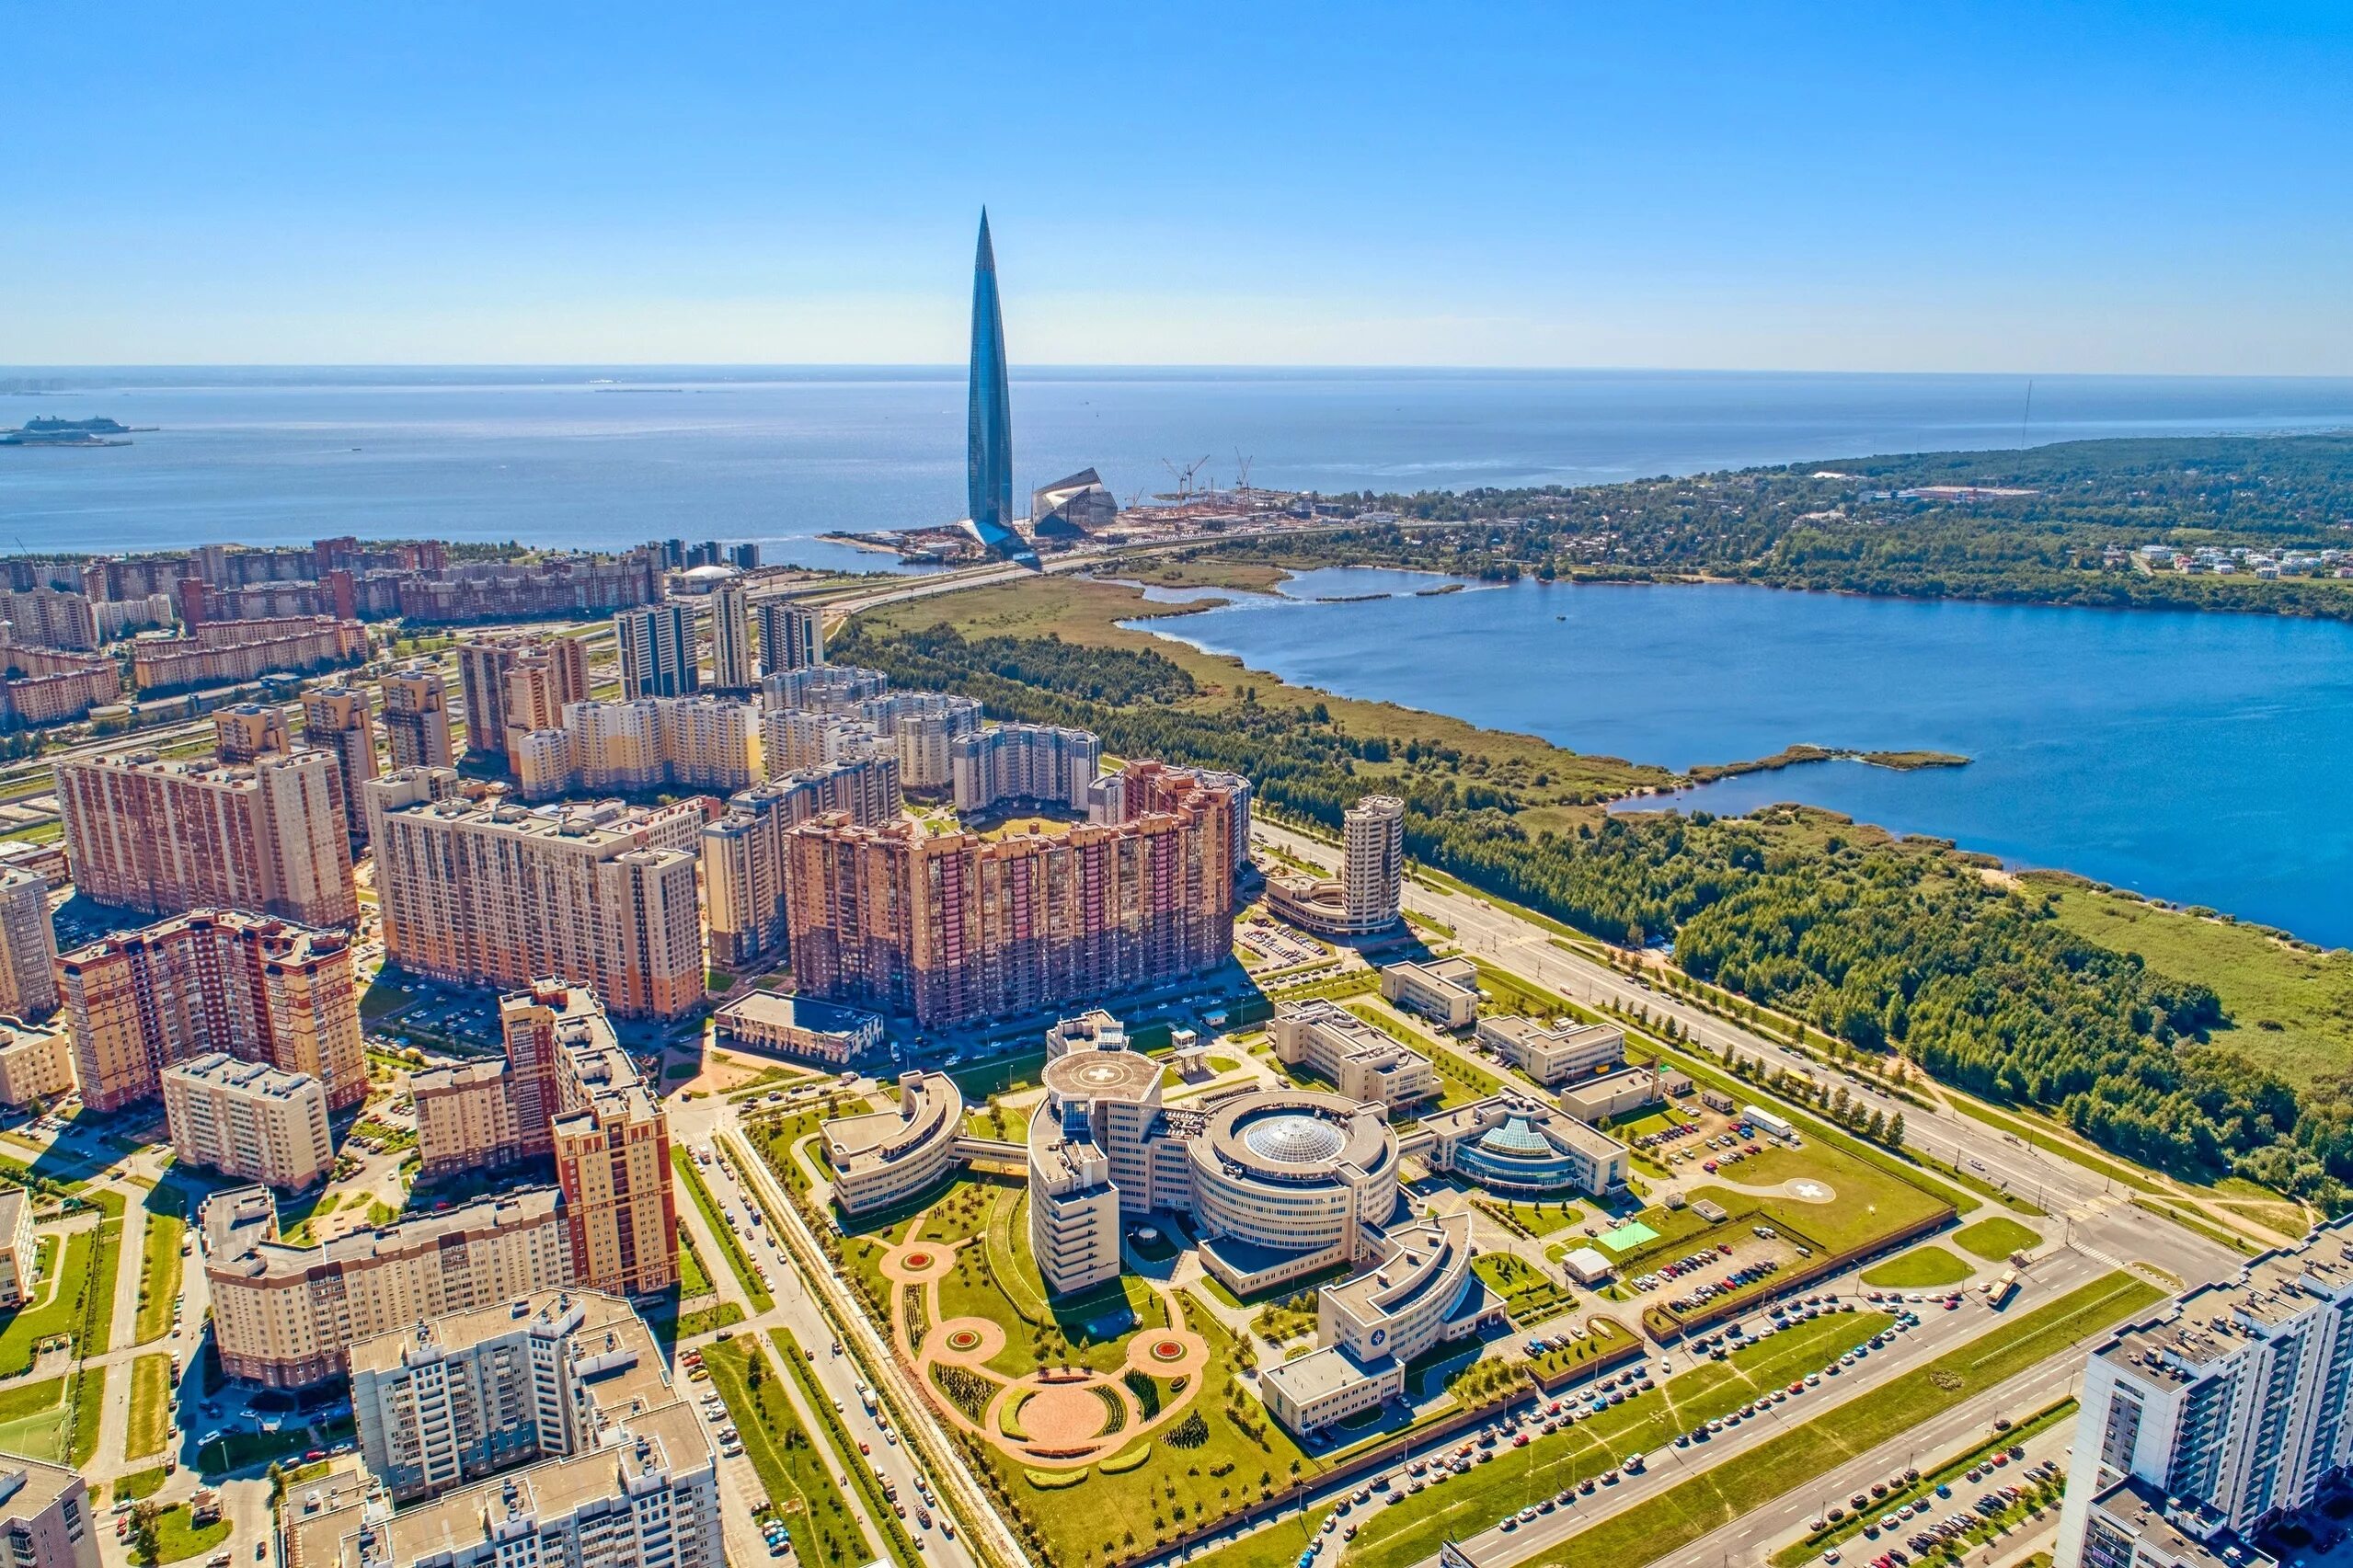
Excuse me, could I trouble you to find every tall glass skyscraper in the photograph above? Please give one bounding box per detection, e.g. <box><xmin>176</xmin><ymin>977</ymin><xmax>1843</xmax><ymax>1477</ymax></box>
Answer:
<box><xmin>966</xmin><ymin>209</ymin><xmax>1016</xmax><ymax>551</ymax></box>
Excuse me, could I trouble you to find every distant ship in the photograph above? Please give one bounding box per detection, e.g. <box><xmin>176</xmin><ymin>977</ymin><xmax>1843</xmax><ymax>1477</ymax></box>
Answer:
<box><xmin>1</xmin><ymin>416</ymin><xmax>146</xmax><ymax>447</ymax></box>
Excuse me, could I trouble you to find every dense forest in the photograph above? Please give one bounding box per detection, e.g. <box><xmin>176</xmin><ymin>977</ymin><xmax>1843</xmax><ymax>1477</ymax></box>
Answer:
<box><xmin>837</xmin><ymin>616</ymin><xmax>2353</xmax><ymax>1210</ymax></box>
<box><xmin>1210</xmin><ymin>433</ymin><xmax>2353</xmax><ymax>621</ymax></box>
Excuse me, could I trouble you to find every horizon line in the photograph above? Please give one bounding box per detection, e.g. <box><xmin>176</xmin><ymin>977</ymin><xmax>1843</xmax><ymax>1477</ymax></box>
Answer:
<box><xmin>10</xmin><ymin>362</ymin><xmax>2353</xmax><ymax>382</ymax></box>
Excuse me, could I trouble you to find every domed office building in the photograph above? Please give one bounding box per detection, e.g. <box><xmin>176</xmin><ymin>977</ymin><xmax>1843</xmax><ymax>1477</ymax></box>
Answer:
<box><xmin>1188</xmin><ymin>1089</ymin><xmax>1400</xmax><ymax>1295</ymax></box>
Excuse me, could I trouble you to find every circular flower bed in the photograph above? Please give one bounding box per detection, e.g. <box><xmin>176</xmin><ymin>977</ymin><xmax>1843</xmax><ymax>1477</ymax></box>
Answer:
<box><xmin>946</xmin><ymin>1327</ymin><xmax>983</xmax><ymax>1353</ymax></box>
<box><xmin>1149</xmin><ymin>1338</ymin><xmax>1187</xmax><ymax>1364</ymax></box>
<box><xmin>902</xmin><ymin>1251</ymin><xmax>935</xmax><ymax>1270</ymax></box>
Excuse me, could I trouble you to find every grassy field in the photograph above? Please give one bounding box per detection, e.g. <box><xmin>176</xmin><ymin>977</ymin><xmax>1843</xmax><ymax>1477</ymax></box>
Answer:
<box><xmin>0</xmin><ymin>1225</ymin><xmax>92</xmax><ymax>1377</ymax></box>
<box><xmin>127</xmin><ymin>1354</ymin><xmax>174</xmax><ymax>1459</ymax></box>
<box><xmin>114</xmin><ymin>1467</ymin><xmax>169</xmax><ymax>1503</ymax></box>
<box><xmin>133</xmin><ymin>1191</ymin><xmax>186</xmax><ymax>1345</ymax></box>
<box><xmin>1859</xmin><ymin>1246</ymin><xmax>1975</xmax><ymax>1288</ymax></box>
<box><xmin>1471</xmin><ymin>1253</ymin><xmax>1577</xmax><ymax>1323</ymax></box>
<box><xmin>1953</xmin><ymin>1218</ymin><xmax>2042</xmax><ymax>1261</ymax></box>
<box><xmin>678</xmin><ymin>1230</ymin><xmax>716</xmax><ymax>1299</ymax></box>
<box><xmin>0</xmin><ymin>1368</ymin><xmax>111</xmax><ymax>1468</ymax></box>
<box><xmin>148</xmin><ymin>1503</ymin><xmax>232</xmax><ymax>1565</ymax></box>
<box><xmin>671</xmin><ymin>1147</ymin><xmax>774</xmax><ymax>1313</ymax></box>
<box><xmin>1510</xmin><ymin>1272</ymin><xmax>2164</xmax><ymax>1568</ymax></box>
<box><xmin>1478</xmin><ymin>1196</ymin><xmax>1585</xmax><ymax>1238</ymax></box>
<box><xmin>703</xmin><ymin>1334</ymin><xmax>878</xmax><ymax>1566</ymax></box>
<box><xmin>2034</xmin><ymin>874</ymin><xmax>2353</xmax><ymax>1092</ymax></box>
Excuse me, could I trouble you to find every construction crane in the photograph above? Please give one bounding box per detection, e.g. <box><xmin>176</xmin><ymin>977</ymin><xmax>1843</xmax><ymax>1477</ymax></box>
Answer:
<box><xmin>1234</xmin><ymin>450</ymin><xmax>1254</xmax><ymax>495</ymax></box>
<box><xmin>1158</xmin><ymin>455</ymin><xmax>1211</xmax><ymax>501</ymax></box>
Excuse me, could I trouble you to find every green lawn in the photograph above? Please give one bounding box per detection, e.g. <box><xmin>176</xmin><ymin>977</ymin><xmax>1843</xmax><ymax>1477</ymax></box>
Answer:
<box><xmin>1860</xmin><ymin>1246</ymin><xmax>1975</xmax><ymax>1288</ymax></box>
<box><xmin>678</xmin><ymin>1230</ymin><xmax>717</xmax><ymax>1299</ymax></box>
<box><xmin>1505</xmin><ymin>1272</ymin><xmax>2164</xmax><ymax>1568</ymax></box>
<box><xmin>2036</xmin><ymin>874</ymin><xmax>2353</xmax><ymax>1093</ymax></box>
<box><xmin>134</xmin><ymin>1193</ymin><xmax>187</xmax><ymax>1345</ymax></box>
<box><xmin>114</xmin><ymin>1467</ymin><xmax>169</xmax><ymax>1503</ymax></box>
<box><xmin>769</xmin><ymin>1330</ymin><xmax>924</xmax><ymax>1568</ymax></box>
<box><xmin>1477</xmin><ymin>1196</ymin><xmax>1585</xmax><ymax>1238</ymax></box>
<box><xmin>0</xmin><ymin>1224</ymin><xmax>92</xmax><ymax>1376</ymax></box>
<box><xmin>128</xmin><ymin>1353</ymin><xmax>175</xmax><ymax>1459</ymax></box>
<box><xmin>671</xmin><ymin>1147</ymin><xmax>774</xmax><ymax>1313</ymax></box>
<box><xmin>1953</xmin><ymin>1217</ymin><xmax>2041</xmax><ymax>1261</ymax></box>
<box><xmin>704</xmin><ymin>1335</ymin><xmax>878</xmax><ymax>1567</ymax></box>
<box><xmin>678</xmin><ymin>1301</ymin><xmax>747</xmax><ymax>1338</ymax></box>
<box><xmin>149</xmin><ymin>1503</ymin><xmax>232</xmax><ymax>1565</ymax></box>
<box><xmin>1471</xmin><ymin>1253</ymin><xmax>1576</xmax><ymax>1324</ymax></box>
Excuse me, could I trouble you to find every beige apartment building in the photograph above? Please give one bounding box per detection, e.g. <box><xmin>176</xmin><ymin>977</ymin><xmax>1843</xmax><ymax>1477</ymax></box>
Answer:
<box><xmin>454</xmin><ymin>635</ymin><xmax>587</xmax><ymax>767</ymax></box>
<box><xmin>0</xmin><ymin>1020</ymin><xmax>74</xmax><ymax>1110</ymax></box>
<box><xmin>129</xmin><ymin>614</ymin><xmax>366</xmax><ymax>693</ymax></box>
<box><xmin>0</xmin><ymin>1187</ymin><xmax>38</xmax><ymax>1309</ymax></box>
<box><xmin>201</xmin><ymin>1183</ymin><xmax>574</xmax><ymax>1390</ymax></box>
<box><xmin>368</xmin><ymin>771</ymin><xmax>705</xmax><ymax>1019</ymax></box>
<box><xmin>55</xmin><ymin>750</ymin><xmax>359</xmax><ymax>929</ymax></box>
<box><xmin>410</xmin><ymin>1059</ymin><xmax>521</xmax><ymax>1179</ymax></box>
<box><xmin>0</xmin><ymin>867</ymin><xmax>57</xmax><ymax>1021</ymax></box>
<box><xmin>512</xmin><ymin>696</ymin><xmax>761</xmax><ymax>800</ymax></box>
<box><xmin>212</xmin><ymin>703</ymin><xmax>291</xmax><ymax>762</ymax></box>
<box><xmin>299</xmin><ymin>685</ymin><xmax>378</xmax><ymax>841</ymax></box>
<box><xmin>162</xmin><ymin>1053</ymin><xmax>335</xmax><ymax>1189</ymax></box>
<box><xmin>0</xmin><ymin>1448</ymin><xmax>99</xmax><ymax>1568</ymax></box>
<box><xmin>380</xmin><ymin>663</ymin><xmax>455</xmax><ymax>769</ymax></box>
<box><xmin>55</xmin><ymin>910</ymin><xmax>364</xmax><ymax>1114</ymax></box>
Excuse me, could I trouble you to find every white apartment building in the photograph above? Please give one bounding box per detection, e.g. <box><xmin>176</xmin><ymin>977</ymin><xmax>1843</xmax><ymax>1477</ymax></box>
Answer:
<box><xmin>950</xmin><ymin>723</ymin><xmax>1099</xmax><ymax>813</ymax></box>
<box><xmin>513</xmin><ymin>696</ymin><xmax>760</xmax><ymax>799</ymax></box>
<box><xmin>698</xmin><ymin>758</ymin><xmax>903</xmax><ymax>968</ymax></box>
<box><xmin>760</xmin><ymin>707</ymin><xmax>877</xmax><ymax>773</ymax></box>
<box><xmin>861</xmin><ymin>692</ymin><xmax>981</xmax><ymax>792</ymax></box>
<box><xmin>2056</xmin><ymin>1215</ymin><xmax>2353</xmax><ymax>1568</ymax></box>
<box><xmin>760</xmin><ymin>663</ymin><xmax>884</xmax><ymax>713</ymax></box>
<box><xmin>1270</xmin><ymin>999</ymin><xmax>1437</xmax><ymax>1111</ymax></box>
<box><xmin>613</xmin><ymin>602</ymin><xmax>696</xmax><ymax>699</ymax></box>
<box><xmin>0</xmin><ymin>1188</ymin><xmax>37</xmax><ymax>1309</ymax></box>
<box><xmin>162</xmin><ymin>1053</ymin><xmax>335</xmax><ymax>1190</ymax></box>
<box><xmin>1344</xmin><ymin>795</ymin><xmax>1406</xmax><ymax>927</ymax></box>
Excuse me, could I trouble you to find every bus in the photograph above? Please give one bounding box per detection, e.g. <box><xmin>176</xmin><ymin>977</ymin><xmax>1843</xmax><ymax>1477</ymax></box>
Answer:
<box><xmin>1982</xmin><ymin>1270</ymin><xmax>2018</xmax><ymax>1309</ymax></box>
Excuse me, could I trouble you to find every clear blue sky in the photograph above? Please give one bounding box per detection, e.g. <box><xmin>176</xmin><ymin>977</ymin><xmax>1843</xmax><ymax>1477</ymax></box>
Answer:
<box><xmin>6</xmin><ymin>2</ymin><xmax>2350</xmax><ymax>371</ymax></box>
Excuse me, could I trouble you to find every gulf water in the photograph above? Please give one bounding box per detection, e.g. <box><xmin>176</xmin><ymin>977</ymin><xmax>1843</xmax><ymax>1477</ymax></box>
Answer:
<box><xmin>1135</xmin><ymin>568</ymin><xmax>2353</xmax><ymax>949</ymax></box>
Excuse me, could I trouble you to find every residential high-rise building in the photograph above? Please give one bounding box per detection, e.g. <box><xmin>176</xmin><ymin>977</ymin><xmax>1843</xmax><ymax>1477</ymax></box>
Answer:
<box><xmin>161</xmin><ymin>1053</ymin><xmax>334</xmax><ymax>1190</ymax></box>
<box><xmin>761</xmin><ymin>663</ymin><xmax>884</xmax><ymax>713</ymax></box>
<box><xmin>55</xmin><ymin>910</ymin><xmax>364</xmax><ymax>1113</ymax></box>
<box><xmin>966</xmin><ymin>209</ymin><xmax>1016</xmax><ymax>552</ymax></box>
<box><xmin>0</xmin><ymin>1449</ymin><xmax>98</xmax><ymax>1568</ymax></box>
<box><xmin>513</xmin><ymin>982</ymin><xmax>677</xmax><ymax>1298</ymax></box>
<box><xmin>754</xmin><ymin>601</ymin><xmax>823</xmax><ymax>675</ymax></box>
<box><xmin>1345</xmin><ymin>795</ymin><xmax>1406</xmax><ymax>927</ymax></box>
<box><xmin>614</xmin><ymin>603</ymin><xmax>696</xmax><ymax>699</ymax></box>
<box><xmin>698</xmin><ymin>757</ymin><xmax>902</xmax><ymax>968</ymax></box>
<box><xmin>2055</xmin><ymin>1216</ymin><xmax>2353</xmax><ymax>1568</ymax></box>
<box><xmin>212</xmin><ymin>703</ymin><xmax>291</xmax><ymax>762</ymax></box>
<box><xmin>200</xmin><ymin>1184</ymin><xmax>575</xmax><ymax>1390</ymax></box>
<box><xmin>350</xmin><ymin>1289</ymin><xmax>681</xmax><ymax>1504</ymax></box>
<box><xmin>0</xmin><ymin>869</ymin><xmax>56</xmax><ymax>1021</ymax></box>
<box><xmin>55</xmin><ymin>750</ymin><xmax>358</xmax><ymax>929</ymax></box>
<box><xmin>367</xmin><ymin>772</ymin><xmax>705</xmax><ymax>1019</ymax></box>
<box><xmin>707</xmin><ymin>583</ymin><xmax>753</xmax><ymax>690</ymax></box>
<box><xmin>514</xmin><ymin>697</ymin><xmax>760</xmax><ymax>801</ymax></box>
<box><xmin>0</xmin><ymin>1188</ymin><xmax>34</xmax><ymax>1308</ymax></box>
<box><xmin>380</xmin><ymin>663</ymin><xmax>455</xmax><ymax>769</ymax></box>
<box><xmin>300</xmin><ymin>685</ymin><xmax>378</xmax><ymax>842</ymax></box>
<box><xmin>783</xmin><ymin>760</ymin><xmax>1237</xmax><ymax>1026</ymax></box>
<box><xmin>759</xmin><ymin>708</ymin><xmax>876</xmax><ymax>773</ymax></box>
<box><xmin>455</xmin><ymin>635</ymin><xmax>587</xmax><ymax>766</ymax></box>
<box><xmin>862</xmin><ymin>691</ymin><xmax>981</xmax><ymax>792</ymax></box>
<box><xmin>0</xmin><ymin>586</ymin><xmax>100</xmax><ymax>651</ymax></box>
<box><xmin>950</xmin><ymin>722</ymin><xmax>1099</xmax><ymax>814</ymax></box>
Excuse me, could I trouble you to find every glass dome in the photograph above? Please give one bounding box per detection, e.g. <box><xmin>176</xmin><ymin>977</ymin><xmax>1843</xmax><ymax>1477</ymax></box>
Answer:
<box><xmin>1478</xmin><ymin>1116</ymin><xmax>1555</xmax><ymax>1160</ymax></box>
<box><xmin>1243</xmin><ymin>1113</ymin><xmax>1347</xmax><ymax>1166</ymax></box>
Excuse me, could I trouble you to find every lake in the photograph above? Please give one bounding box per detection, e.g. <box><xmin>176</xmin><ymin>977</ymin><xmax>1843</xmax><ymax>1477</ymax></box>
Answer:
<box><xmin>8</xmin><ymin>366</ymin><xmax>2353</xmax><ymax>566</ymax></box>
<box><xmin>1130</xmin><ymin>568</ymin><xmax>2353</xmax><ymax>948</ymax></box>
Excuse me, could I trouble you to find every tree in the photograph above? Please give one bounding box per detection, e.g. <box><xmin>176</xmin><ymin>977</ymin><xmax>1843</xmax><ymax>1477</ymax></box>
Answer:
<box><xmin>1888</xmin><ymin>1112</ymin><xmax>1907</xmax><ymax>1148</ymax></box>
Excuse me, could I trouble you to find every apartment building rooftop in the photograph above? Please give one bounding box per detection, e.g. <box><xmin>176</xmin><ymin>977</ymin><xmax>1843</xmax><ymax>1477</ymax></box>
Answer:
<box><xmin>506</xmin><ymin>982</ymin><xmax>661</xmax><ymax>1137</ymax></box>
<box><xmin>293</xmin><ymin>1401</ymin><xmax>707</xmax><ymax>1568</ymax></box>
<box><xmin>0</xmin><ymin>1450</ymin><xmax>88</xmax><ymax>1527</ymax></box>
<box><xmin>384</xmin><ymin>792</ymin><xmax>703</xmax><ymax>852</ymax></box>
<box><xmin>2098</xmin><ymin>1212</ymin><xmax>2353</xmax><ymax>1379</ymax></box>
<box><xmin>345</xmin><ymin>1288</ymin><xmax>672</xmax><ymax>1417</ymax></box>
<box><xmin>407</xmin><ymin>1058</ymin><xmax>511</xmax><ymax>1097</ymax></box>
<box><xmin>201</xmin><ymin>1184</ymin><xmax>566</xmax><ymax>1279</ymax></box>
<box><xmin>166</xmin><ymin>1051</ymin><xmax>318</xmax><ymax>1099</ymax></box>
<box><xmin>58</xmin><ymin>908</ymin><xmax>350</xmax><ymax>969</ymax></box>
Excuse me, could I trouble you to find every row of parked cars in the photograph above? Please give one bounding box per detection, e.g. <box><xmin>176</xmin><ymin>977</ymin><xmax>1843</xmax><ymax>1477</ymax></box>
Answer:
<box><xmin>1826</xmin><ymin>1451</ymin><xmax>2053</xmax><ymax>1563</ymax></box>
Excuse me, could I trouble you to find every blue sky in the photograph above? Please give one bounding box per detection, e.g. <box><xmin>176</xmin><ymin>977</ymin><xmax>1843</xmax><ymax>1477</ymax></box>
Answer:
<box><xmin>6</xmin><ymin>2</ymin><xmax>2350</xmax><ymax>371</ymax></box>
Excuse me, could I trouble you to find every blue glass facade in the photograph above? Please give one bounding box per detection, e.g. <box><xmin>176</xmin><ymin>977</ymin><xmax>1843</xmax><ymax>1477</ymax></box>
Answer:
<box><xmin>966</xmin><ymin>210</ymin><xmax>1016</xmax><ymax>552</ymax></box>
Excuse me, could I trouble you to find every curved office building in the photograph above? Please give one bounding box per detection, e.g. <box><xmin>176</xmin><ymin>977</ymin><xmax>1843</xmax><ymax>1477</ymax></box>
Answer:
<box><xmin>821</xmin><ymin>1070</ymin><xmax>966</xmax><ymax>1215</ymax></box>
<box><xmin>1422</xmin><ymin>1090</ymin><xmax>1631</xmax><ymax>1198</ymax></box>
<box><xmin>1188</xmin><ymin>1090</ymin><xmax>1398</xmax><ymax>1289</ymax></box>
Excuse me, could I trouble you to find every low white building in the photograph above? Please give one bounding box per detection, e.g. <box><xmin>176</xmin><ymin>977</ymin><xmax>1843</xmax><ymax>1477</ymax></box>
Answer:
<box><xmin>1380</xmin><ymin>956</ymin><xmax>1481</xmax><ymax>1030</ymax></box>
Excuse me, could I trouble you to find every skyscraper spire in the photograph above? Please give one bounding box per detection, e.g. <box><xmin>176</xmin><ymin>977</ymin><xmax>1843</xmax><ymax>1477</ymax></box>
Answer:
<box><xmin>966</xmin><ymin>208</ymin><xmax>1016</xmax><ymax>551</ymax></box>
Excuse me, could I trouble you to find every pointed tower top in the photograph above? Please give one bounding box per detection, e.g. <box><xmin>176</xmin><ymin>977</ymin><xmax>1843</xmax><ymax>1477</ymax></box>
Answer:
<box><xmin>975</xmin><ymin>208</ymin><xmax>996</xmax><ymax>273</ymax></box>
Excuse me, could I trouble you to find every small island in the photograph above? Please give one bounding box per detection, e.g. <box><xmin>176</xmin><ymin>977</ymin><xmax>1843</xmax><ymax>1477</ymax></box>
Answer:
<box><xmin>1682</xmin><ymin>743</ymin><xmax>1970</xmax><ymax>784</ymax></box>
